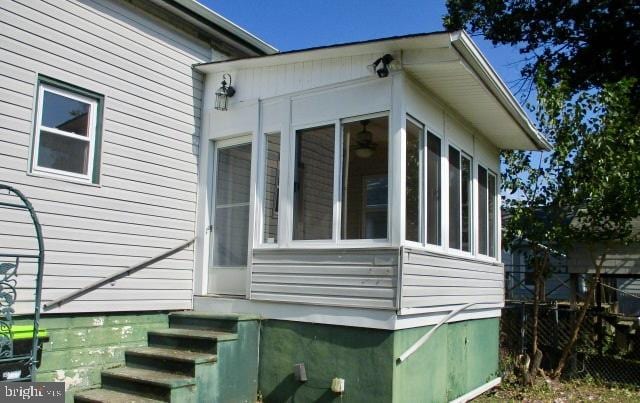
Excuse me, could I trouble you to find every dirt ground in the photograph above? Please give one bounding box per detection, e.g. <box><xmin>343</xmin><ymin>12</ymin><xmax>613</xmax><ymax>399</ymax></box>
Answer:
<box><xmin>473</xmin><ymin>377</ymin><xmax>640</xmax><ymax>402</ymax></box>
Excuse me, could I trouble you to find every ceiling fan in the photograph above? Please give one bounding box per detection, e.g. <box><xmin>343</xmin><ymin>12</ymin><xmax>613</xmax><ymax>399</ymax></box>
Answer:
<box><xmin>352</xmin><ymin>120</ymin><xmax>377</xmax><ymax>158</ymax></box>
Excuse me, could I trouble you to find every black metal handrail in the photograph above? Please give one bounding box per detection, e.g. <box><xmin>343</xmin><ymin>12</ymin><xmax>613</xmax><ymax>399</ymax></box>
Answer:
<box><xmin>0</xmin><ymin>184</ymin><xmax>45</xmax><ymax>381</ymax></box>
<box><xmin>43</xmin><ymin>237</ymin><xmax>195</xmax><ymax>311</ymax></box>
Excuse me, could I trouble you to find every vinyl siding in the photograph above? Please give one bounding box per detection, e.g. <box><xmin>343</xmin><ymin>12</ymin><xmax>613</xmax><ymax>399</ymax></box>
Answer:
<box><xmin>568</xmin><ymin>242</ymin><xmax>640</xmax><ymax>275</ymax></box>
<box><xmin>204</xmin><ymin>52</ymin><xmax>384</xmax><ymax>105</ymax></box>
<box><xmin>0</xmin><ymin>0</ymin><xmax>222</xmax><ymax>314</ymax></box>
<box><xmin>503</xmin><ymin>250</ymin><xmax>571</xmax><ymax>301</ymax></box>
<box><xmin>400</xmin><ymin>246</ymin><xmax>504</xmax><ymax>313</ymax></box>
<box><xmin>251</xmin><ymin>248</ymin><xmax>399</xmax><ymax>309</ymax></box>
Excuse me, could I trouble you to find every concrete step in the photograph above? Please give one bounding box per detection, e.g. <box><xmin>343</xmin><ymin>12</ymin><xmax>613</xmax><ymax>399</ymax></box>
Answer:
<box><xmin>101</xmin><ymin>367</ymin><xmax>196</xmax><ymax>402</ymax></box>
<box><xmin>148</xmin><ymin>328</ymin><xmax>237</xmax><ymax>354</ymax></box>
<box><xmin>74</xmin><ymin>388</ymin><xmax>164</xmax><ymax>403</ymax></box>
<box><xmin>169</xmin><ymin>311</ymin><xmax>260</xmax><ymax>332</ymax></box>
<box><xmin>125</xmin><ymin>346</ymin><xmax>217</xmax><ymax>375</ymax></box>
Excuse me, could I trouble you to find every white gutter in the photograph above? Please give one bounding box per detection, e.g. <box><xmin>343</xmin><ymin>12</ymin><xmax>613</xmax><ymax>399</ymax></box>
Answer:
<box><xmin>157</xmin><ymin>0</ymin><xmax>278</xmax><ymax>56</ymax></box>
<box><xmin>450</xmin><ymin>31</ymin><xmax>551</xmax><ymax>151</ymax></box>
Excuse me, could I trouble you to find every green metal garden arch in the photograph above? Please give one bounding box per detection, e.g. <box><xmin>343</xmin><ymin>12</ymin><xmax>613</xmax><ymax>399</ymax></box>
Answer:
<box><xmin>0</xmin><ymin>184</ymin><xmax>45</xmax><ymax>381</ymax></box>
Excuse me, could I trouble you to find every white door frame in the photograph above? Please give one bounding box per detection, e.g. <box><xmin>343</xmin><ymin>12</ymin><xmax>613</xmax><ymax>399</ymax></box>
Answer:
<box><xmin>208</xmin><ymin>134</ymin><xmax>253</xmax><ymax>296</ymax></box>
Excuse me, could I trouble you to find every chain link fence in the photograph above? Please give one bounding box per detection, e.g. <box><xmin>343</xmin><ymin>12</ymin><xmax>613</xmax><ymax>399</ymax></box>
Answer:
<box><xmin>501</xmin><ymin>303</ymin><xmax>640</xmax><ymax>385</ymax></box>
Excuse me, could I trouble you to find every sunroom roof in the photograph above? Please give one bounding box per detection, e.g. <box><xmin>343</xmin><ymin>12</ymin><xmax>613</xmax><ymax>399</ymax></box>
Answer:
<box><xmin>195</xmin><ymin>31</ymin><xmax>550</xmax><ymax>151</ymax></box>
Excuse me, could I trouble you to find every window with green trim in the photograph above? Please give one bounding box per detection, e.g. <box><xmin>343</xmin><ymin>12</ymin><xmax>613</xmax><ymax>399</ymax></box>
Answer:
<box><xmin>31</xmin><ymin>77</ymin><xmax>103</xmax><ymax>183</ymax></box>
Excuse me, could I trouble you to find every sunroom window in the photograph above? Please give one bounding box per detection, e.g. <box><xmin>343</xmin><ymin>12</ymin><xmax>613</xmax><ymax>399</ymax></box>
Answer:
<box><xmin>262</xmin><ymin>132</ymin><xmax>280</xmax><ymax>244</ymax></box>
<box><xmin>449</xmin><ymin>146</ymin><xmax>472</xmax><ymax>252</ymax></box>
<box><xmin>293</xmin><ymin>125</ymin><xmax>335</xmax><ymax>240</ymax></box>
<box><xmin>426</xmin><ymin>131</ymin><xmax>441</xmax><ymax>245</ymax></box>
<box><xmin>291</xmin><ymin>116</ymin><xmax>390</xmax><ymax>242</ymax></box>
<box><xmin>341</xmin><ymin>116</ymin><xmax>389</xmax><ymax>240</ymax></box>
<box><xmin>478</xmin><ymin>165</ymin><xmax>497</xmax><ymax>257</ymax></box>
<box><xmin>404</xmin><ymin>120</ymin><xmax>441</xmax><ymax>246</ymax></box>
<box><xmin>32</xmin><ymin>79</ymin><xmax>102</xmax><ymax>183</ymax></box>
<box><xmin>405</xmin><ymin>118</ymin><xmax>423</xmax><ymax>243</ymax></box>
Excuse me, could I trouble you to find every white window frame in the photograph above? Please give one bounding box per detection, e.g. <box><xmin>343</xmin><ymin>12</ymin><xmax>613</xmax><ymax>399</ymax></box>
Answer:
<box><xmin>209</xmin><ymin>134</ymin><xmax>253</xmax><ymax>270</ymax></box>
<box><xmin>477</xmin><ymin>163</ymin><xmax>498</xmax><ymax>259</ymax></box>
<box><xmin>286</xmin><ymin>112</ymin><xmax>391</xmax><ymax>248</ymax></box>
<box><xmin>402</xmin><ymin>119</ymin><xmax>445</xmax><ymax>253</ymax></box>
<box><xmin>402</xmin><ymin>114</ymin><xmax>425</xmax><ymax>248</ymax></box>
<box><xmin>258</xmin><ymin>131</ymin><xmax>282</xmax><ymax>247</ymax></box>
<box><xmin>32</xmin><ymin>83</ymin><xmax>98</xmax><ymax>182</ymax></box>
<box><xmin>360</xmin><ymin>174</ymin><xmax>389</xmax><ymax>240</ymax></box>
<box><xmin>339</xmin><ymin>112</ymin><xmax>390</xmax><ymax>245</ymax></box>
<box><xmin>425</xmin><ymin>127</ymin><xmax>444</xmax><ymax>249</ymax></box>
<box><xmin>288</xmin><ymin>119</ymin><xmax>339</xmax><ymax>247</ymax></box>
<box><xmin>447</xmin><ymin>142</ymin><xmax>474</xmax><ymax>256</ymax></box>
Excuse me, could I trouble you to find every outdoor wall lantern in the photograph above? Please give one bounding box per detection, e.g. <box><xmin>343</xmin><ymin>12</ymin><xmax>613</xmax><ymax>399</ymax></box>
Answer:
<box><xmin>371</xmin><ymin>54</ymin><xmax>394</xmax><ymax>78</ymax></box>
<box><xmin>214</xmin><ymin>73</ymin><xmax>235</xmax><ymax>111</ymax></box>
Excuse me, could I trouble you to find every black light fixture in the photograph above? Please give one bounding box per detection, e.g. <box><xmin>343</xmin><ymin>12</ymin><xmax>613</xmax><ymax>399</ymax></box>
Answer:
<box><xmin>214</xmin><ymin>73</ymin><xmax>235</xmax><ymax>111</ymax></box>
<box><xmin>372</xmin><ymin>54</ymin><xmax>394</xmax><ymax>78</ymax></box>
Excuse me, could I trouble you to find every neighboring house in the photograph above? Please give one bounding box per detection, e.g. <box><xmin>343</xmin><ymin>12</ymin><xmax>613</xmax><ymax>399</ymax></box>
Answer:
<box><xmin>568</xmin><ymin>218</ymin><xmax>640</xmax><ymax>315</ymax></box>
<box><xmin>503</xmin><ymin>243</ymin><xmax>571</xmax><ymax>302</ymax></box>
<box><xmin>0</xmin><ymin>1</ymin><xmax>549</xmax><ymax>402</ymax></box>
<box><xmin>500</xmin><ymin>209</ymin><xmax>571</xmax><ymax>302</ymax></box>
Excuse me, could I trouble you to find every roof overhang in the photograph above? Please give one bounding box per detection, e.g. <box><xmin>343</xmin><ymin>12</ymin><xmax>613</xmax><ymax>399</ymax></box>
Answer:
<box><xmin>196</xmin><ymin>31</ymin><xmax>550</xmax><ymax>150</ymax></box>
<box><xmin>153</xmin><ymin>0</ymin><xmax>277</xmax><ymax>57</ymax></box>
<box><xmin>448</xmin><ymin>31</ymin><xmax>550</xmax><ymax>150</ymax></box>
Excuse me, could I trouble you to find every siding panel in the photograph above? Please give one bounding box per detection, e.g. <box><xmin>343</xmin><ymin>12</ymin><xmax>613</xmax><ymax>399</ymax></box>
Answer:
<box><xmin>0</xmin><ymin>0</ymin><xmax>218</xmax><ymax>314</ymax></box>
<box><xmin>0</xmin><ymin>34</ymin><xmax>200</xmax><ymax>121</ymax></box>
<box><xmin>17</xmin><ymin>0</ymin><xmax>204</xmax><ymax>79</ymax></box>
<box><xmin>401</xmin><ymin>247</ymin><xmax>505</xmax><ymax>313</ymax></box>
<box><xmin>251</xmin><ymin>248</ymin><xmax>398</xmax><ymax>309</ymax></box>
<box><xmin>2</xmin><ymin>3</ymin><xmax>200</xmax><ymax>98</ymax></box>
<box><xmin>207</xmin><ymin>51</ymin><xmax>385</xmax><ymax>104</ymax></box>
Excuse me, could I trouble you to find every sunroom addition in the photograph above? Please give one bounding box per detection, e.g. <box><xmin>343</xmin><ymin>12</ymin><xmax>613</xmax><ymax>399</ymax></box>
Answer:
<box><xmin>194</xmin><ymin>31</ymin><xmax>549</xmax><ymax>326</ymax></box>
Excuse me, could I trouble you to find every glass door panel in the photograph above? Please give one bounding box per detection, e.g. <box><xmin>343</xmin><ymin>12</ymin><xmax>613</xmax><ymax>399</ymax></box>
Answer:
<box><xmin>209</xmin><ymin>141</ymin><xmax>252</xmax><ymax>295</ymax></box>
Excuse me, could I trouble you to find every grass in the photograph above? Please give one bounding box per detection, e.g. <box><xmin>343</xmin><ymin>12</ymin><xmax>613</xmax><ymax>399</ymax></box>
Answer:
<box><xmin>474</xmin><ymin>376</ymin><xmax>639</xmax><ymax>402</ymax></box>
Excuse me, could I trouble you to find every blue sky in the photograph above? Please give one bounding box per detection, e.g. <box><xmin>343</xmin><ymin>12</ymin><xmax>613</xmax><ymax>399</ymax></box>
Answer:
<box><xmin>203</xmin><ymin>0</ymin><xmax>530</xmax><ymax>102</ymax></box>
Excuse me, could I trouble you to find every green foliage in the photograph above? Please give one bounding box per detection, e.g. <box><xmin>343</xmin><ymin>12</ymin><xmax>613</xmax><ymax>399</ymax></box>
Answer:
<box><xmin>444</xmin><ymin>1</ymin><xmax>640</xmax><ymax>276</ymax></box>
<box><xmin>562</xmin><ymin>79</ymin><xmax>640</xmax><ymax>244</ymax></box>
<box><xmin>444</xmin><ymin>0</ymin><xmax>640</xmax><ymax>103</ymax></box>
<box><xmin>502</xmin><ymin>76</ymin><xmax>640</xmax><ymax>259</ymax></box>
<box><xmin>445</xmin><ymin>0</ymin><xmax>640</xmax><ymax>382</ymax></box>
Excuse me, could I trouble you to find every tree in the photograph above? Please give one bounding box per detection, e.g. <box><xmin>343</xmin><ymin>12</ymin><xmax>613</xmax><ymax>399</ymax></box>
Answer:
<box><xmin>445</xmin><ymin>0</ymin><xmax>640</xmax><ymax>380</ymax></box>
<box><xmin>444</xmin><ymin>0</ymin><xmax>640</xmax><ymax>104</ymax></box>
<box><xmin>505</xmin><ymin>76</ymin><xmax>640</xmax><ymax>380</ymax></box>
<box><xmin>501</xmin><ymin>73</ymin><xmax>574</xmax><ymax>384</ymax></box>
<box><xmin>550</xmin><ymin>78</ymin><xmax>640</xmax><ymax>377</ymax></box>
<box><xmin>504</xmin><ymin>77</ymin><xmax>640</xmax><ymax>381</ymax></box>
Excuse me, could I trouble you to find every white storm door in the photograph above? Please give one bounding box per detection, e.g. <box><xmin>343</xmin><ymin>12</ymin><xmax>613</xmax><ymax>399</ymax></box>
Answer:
<box><xmin>209</xmin><ymin>140</ymin><xmax>252</xmax><ymax>295</ymax></box>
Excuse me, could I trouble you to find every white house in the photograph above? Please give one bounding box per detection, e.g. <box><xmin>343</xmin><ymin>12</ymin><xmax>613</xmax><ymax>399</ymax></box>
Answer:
<box><xmin>0</xmin><ymin>1</ymin><xmax>549</xmax><ymax>402</ymax></box>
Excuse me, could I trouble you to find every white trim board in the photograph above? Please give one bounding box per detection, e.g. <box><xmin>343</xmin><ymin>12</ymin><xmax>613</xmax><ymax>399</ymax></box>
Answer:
<box><xmin>193</xmin><ymin>296</ymin><xmax>501</xmax><ymax>330</ymax></box>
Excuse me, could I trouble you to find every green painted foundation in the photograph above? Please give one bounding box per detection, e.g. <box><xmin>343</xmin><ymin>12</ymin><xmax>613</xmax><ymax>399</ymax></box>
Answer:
<box><xmin>258</xmin><ymin>317</ymin><xmax>499</xmax><ymax>403</ymax></box>
<box><xmin>199</xmin><ymin>317</ymin><xmax>260</xmax><ymax>403</ymax></box>
<box><xmin>13</xmin><ymin>312</ymin><xmax>169</xmax><ymax>403</ymax></box>
<box><xmin>8</xmin><ymin>312</ymin><xmax>498</xmax><ymax>402</ymax></box>
<box><xmin>258</xmin><ymin>319</ymin><xmax>395</xmax><ymax>402</ymax></box>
